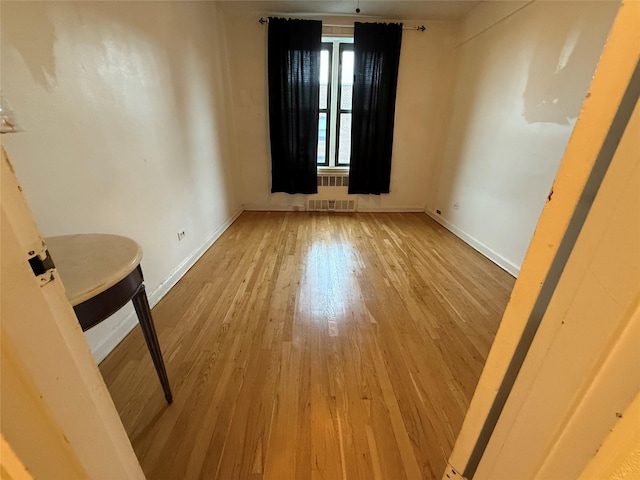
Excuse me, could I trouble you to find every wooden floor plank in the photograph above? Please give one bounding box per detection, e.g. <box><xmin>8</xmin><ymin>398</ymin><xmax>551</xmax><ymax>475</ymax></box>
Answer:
<box><xmin>99</xmin><ymin>212</ymin><xmax>514</xmax><ymax>480</ymax></box>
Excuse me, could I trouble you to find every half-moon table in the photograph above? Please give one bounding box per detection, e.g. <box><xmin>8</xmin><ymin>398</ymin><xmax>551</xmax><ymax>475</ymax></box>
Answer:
<box><xmin>46</xmin><ymin>234</ymin><xmax>173</xmax><ymax>404</ymax></box>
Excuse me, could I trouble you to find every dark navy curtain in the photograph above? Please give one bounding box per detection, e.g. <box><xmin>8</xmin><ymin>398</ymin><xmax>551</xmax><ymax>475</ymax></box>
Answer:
<box><xmin>268</xmin><ymin>17</ymin><xmax>322</xmax><ymax>194</ymax></box>
<box><xmin>348</xmin><ymin>22</ymin><xmax>402</xmax><ymax>195</ymax></box>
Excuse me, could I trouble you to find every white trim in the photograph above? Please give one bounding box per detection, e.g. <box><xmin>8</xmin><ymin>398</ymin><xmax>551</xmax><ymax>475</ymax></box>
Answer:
<box><xmin>243</xmin><ymin>204</ymin><xmax>301</xmax><ymax>212</ymax></box>
<box><xmin>243</xmin><ymin>204</ymin><xmax>427</xmax><ymax>213</ymax></box>
<box><xmin>425</xmin><ymin>209</ymin><xmax>520</xmax><ymax>277</ymax></box>
<box><xmin>358</xmin><ymin>205</ymin><xmax>426</xmax><ymax>213</ymax></box>
<box><xmin>149</xmin><ymin>208</ymin><xmax>244</xmax><ymax>305</ymax></box>
<box><xmin>91</xmin><ymin>207</ymin><xmax>244</xmax><ymax>363</ymax></box>
<box><xmin>91</xmin><ymin>312</ymin><xmax>137</xmax><ymax>365</ymax></box>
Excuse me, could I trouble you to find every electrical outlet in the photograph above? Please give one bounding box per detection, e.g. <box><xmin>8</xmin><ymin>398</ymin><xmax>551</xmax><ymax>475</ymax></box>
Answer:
<box><xmin>453</xmin><ymin>202</ymin><xmax>459</xmax><ymax>210</ymax></box>
<box><xmin>177</xmin><ymin>230</ymin><xmax>186</xmax><ymax>241</ymax></box>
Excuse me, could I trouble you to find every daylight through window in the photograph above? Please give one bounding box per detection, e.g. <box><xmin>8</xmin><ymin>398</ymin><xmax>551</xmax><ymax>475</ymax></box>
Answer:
<box><xmin>317</xmin><ymin>37</ymin><xmax>354</xmax><ymax>167</ymax></box>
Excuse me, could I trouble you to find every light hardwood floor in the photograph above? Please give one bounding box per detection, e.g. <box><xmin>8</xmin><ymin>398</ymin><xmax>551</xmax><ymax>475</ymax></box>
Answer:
<box><xmin>100</xmin><ymin>212</ymin><xmax>514</xmax><ymax>480</ymax></box>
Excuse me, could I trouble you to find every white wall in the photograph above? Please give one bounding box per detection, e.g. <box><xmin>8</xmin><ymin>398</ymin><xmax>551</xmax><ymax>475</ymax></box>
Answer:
<box><xmin>1</xmin><ymin>1</ymin><xmax>241</xmax><ymax>361</ymax></box>
<box><xmin>0</xmin><ymin>1</ymin><xmax>620</xmax><ymax>361</ymax></box>
<box><xmin>427</xmin><ymin>0</ymin><xmax>619</xmax><ymax>275</ymax></box>
<box><xmin>220</xmin><ymin>9</ymin><xmax>458</xmax><ymax>212</ymax></box>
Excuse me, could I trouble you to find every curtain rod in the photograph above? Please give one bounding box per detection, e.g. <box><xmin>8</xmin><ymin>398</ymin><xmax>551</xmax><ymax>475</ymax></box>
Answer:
<box><xmin>258</xmin><ymin>18</ymin><xmax>426</xmax><ymax>31</ymax></box>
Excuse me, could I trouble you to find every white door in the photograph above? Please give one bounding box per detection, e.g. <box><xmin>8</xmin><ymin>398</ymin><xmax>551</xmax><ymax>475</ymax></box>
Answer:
<box><xmin>1</xmin><ymin>147</ymin><xmax>144</xmax><ymax>478</ymax></box>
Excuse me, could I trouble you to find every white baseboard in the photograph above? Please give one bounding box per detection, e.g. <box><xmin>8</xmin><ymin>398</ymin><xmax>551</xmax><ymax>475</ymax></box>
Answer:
<box><xmin>244</xmin><ymin>203</ymin><xmax>426</xmax><ymax>213</ymax></box>
<box><xmin>148</xmin><ymin>208</ymin><xmax>244</xmax><ymax>306</ymax></box>
<box><xmin>243</xmin><ymin>204</ymin><xmax>298</xmax><ymax>211</ymax></box>
<box><xmin>90</xmin><ymin>307</ymin><xmax>138</xmax><ymax>364</ymax></box>
<box><xmin>358</xmin><ymin>205</ymin><xmax>426</xmax><ymax>213</ymax></box>
<box><xmin>92</xmin><ymin>207</ymin><xmax>244</xmax><ymax>363</ymax></box>
<box><xmin>425</xmin><ymin>209</ymin><xmax>520</xmax><ymax>277</ymax></box>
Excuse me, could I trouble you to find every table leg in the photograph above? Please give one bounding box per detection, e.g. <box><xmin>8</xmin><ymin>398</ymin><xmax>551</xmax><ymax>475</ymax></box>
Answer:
<box><xmin>132</xmin><ymin>284</ymin><xmax>173</xmax><ymax>404</ymax></box>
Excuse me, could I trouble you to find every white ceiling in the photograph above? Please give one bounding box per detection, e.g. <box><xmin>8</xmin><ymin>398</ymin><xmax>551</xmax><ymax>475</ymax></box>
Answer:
<box><xmin>217</xmin><ymin>0</ymin><xmax>481</xmax><ymax>21</ymax></box>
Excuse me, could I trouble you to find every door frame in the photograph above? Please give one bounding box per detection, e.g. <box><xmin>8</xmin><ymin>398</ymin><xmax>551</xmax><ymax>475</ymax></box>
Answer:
<box><xmin>444</xmin><ymin>1</ymin><xmax>640</xmax><ymax>478</ymax></box>
<box><xmin>1</xmin><ymin>147</ymin><xmax>145</xmax><ymax>478</ymax></box>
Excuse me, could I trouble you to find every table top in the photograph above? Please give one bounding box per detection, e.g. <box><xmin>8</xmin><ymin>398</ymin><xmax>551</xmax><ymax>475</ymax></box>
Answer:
<box><xmin>46</xmin><ymin>234</ymin><xmax>143</xmax><ymax>306</ymax></box>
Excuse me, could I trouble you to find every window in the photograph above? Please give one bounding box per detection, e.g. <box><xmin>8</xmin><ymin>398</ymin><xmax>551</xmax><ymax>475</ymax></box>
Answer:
<box><xmin>317</xmin><ymin>37</ymin><xmax>354</xmax><ymax>168</ymax></box>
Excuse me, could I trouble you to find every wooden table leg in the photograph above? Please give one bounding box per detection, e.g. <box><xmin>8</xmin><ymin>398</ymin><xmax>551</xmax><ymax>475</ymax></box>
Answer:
<box><xmin>132</xmin><ymin>284</ymin><xmax>173</xmax><ymax>404</ymax></box>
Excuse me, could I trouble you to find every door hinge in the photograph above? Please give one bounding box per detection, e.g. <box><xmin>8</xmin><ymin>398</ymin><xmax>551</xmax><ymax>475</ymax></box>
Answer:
<box><xmin>28</xmin><ymin>249</ymin><xmax>56</xmax><ymax>286</ymax></box>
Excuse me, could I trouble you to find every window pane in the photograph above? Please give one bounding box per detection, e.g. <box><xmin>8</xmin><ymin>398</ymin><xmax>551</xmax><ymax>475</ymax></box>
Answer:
<box><xmin>340</xmin><ymin>51</ymin><xmax>354</xmax><ymax>110</ymax></box>
<box><xmin>337</xmin><ymin>113</ymin><xmax>351</xmax><ymax>164</ymax></box>
<box><xmin>319</xmin><ymin>50</ymin><xmax>330</xmax><ymax>110</ymax></box>
<box><xmin>317</xmin><ymin>112</ymin><xmax>327</xmax><ymax>164</ymax></box>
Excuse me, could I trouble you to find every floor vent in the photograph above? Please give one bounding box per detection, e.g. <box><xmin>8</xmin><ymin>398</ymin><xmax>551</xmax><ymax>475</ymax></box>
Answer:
<box><xmin>308</xmin><ymin>199</ymin><xmax>356</xmax><ymax>212</ymax></box>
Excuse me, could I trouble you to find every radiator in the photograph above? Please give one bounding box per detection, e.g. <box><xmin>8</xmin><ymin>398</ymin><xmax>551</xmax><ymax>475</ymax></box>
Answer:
<box><xmin>308</xmin><ymin>174</ymin><xmax>356</xmax><ymax>212</ymax></box>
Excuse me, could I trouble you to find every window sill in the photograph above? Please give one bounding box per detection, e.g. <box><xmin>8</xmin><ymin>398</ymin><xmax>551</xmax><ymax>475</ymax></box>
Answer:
<box><xmin>318</xmin><ymin>166</ymin><xmax>350</xmax><ymax>174</ymax></box>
